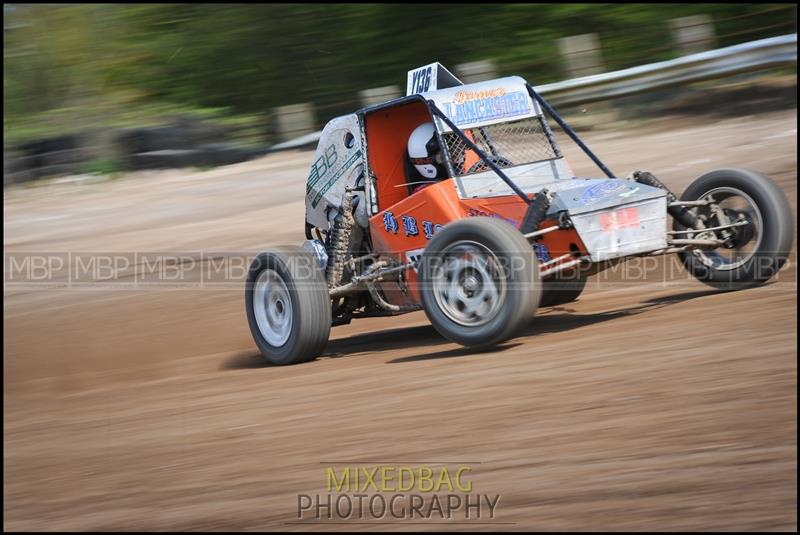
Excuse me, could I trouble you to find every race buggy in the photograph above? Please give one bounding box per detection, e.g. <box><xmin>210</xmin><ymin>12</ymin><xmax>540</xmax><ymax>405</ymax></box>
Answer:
<box><xmin>245</xmin><ymin>63</ymin><xmax>794</xmax><ymax>365</ymax></box>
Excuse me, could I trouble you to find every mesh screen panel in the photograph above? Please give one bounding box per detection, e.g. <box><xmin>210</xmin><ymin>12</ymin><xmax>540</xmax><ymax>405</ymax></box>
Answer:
<box><xmin>440</xmin><ymin>116</ymin><xmax>559</xmax><ymax>177</ymax></box>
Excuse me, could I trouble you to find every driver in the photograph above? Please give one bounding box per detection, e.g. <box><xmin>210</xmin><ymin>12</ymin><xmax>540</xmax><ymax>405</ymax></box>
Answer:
<box><xmin>407</xmin><ymin>122</ymin><xmax>447</xmax><ymax>194</ymax></box>
<box><xmin>407</xmin><ymin>122</ymin><xmax>483</xmax><ymax>194</ymax></box>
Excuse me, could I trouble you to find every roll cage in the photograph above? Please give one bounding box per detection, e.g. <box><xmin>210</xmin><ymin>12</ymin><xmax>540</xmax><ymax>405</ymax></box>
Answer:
<box><xmin>357</xmin><ymin>81</ymin><xmax>617</xmax><ymax>221</ymax></box>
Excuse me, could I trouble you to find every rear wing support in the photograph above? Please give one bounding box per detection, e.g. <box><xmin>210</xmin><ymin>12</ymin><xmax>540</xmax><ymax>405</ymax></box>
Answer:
<box><xmin>525</xmin><ymin>83</ymin><xmax>616</xmax><ymax>179</ymax></box>
<box><xmin>427</xmin><ymin>83</ymin><xmax>618</xmax><ymax>235</ymax></box>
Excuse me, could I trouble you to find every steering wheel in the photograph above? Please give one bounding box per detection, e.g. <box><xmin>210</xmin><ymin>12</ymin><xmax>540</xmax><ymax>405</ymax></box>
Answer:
<box><xmin>466</xmin><ymin>155</ymin><xmax>514</xmax><ymax>174</ymax></box>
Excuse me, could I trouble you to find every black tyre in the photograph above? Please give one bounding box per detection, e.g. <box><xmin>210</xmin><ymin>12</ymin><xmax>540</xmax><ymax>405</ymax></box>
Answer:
<box><xmin>419</xmin><ymin>217</ymin><xmax>540</xmax><ymax>348</ymax></box>
<box><xmin>674</xmin><ymin>168</ymin><xmax>793</xmax><ymax>289</ymax></box>
<box><xmin>245</xmin><ymin>246</ymin><xmax>331</xmax><ymax>365</ymax></box>
<box><xmin>539</xmin><ymin>272</ymin><xmax>588</xmax><ymax>307</ymax></box>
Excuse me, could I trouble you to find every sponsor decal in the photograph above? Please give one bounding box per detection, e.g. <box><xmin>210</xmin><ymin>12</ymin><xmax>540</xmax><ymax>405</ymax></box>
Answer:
<box><xmin>309</xmin><ymin>149</ymin><xmax>363</xmax><ymax>208</ymax></box>
<box><xmin>401</xmin><ymin>215</ymin><xmax>419</xmax><ymax>237</ymax></box>
<box><xmin>453</xmin><ymin>88</ymin><xmax>507</xmax><ymax>104</ymax></box>
<box><xmin>306</xmin><ymin>144</ymin><xmax>339</xmax><ymax>193</ymax></box>
<box><xmin>600</xmin><ymin>206</ymin><xmax>640</xmax><ymax>231</ymax></box>
<box><xmin>533</xmin><ymin>242</ymin><xmax>551</xmax><ymax>263</ymax></box>
<box><xmin>579</xmin><ymin>180</ymin><xmax>627</xmax><ymax>206</ymax></box>
<box><xmin>440</xmin><ymin>88</ymin><xmax>530</xmax><ymax>126</ymax></box>
<box><xmin>422</xmin><ymin>220</ymin><xmax>444</xmax><ymax>240</ymax></box>
<box><xmin>466</xmin><ymin>207</ymin><xmax>518</xmax><ymax>226</ymax></box>
<box><xmin>382</xmin><ymin>211</ymin><xmax>399</xmax><ymax>234</ymax></box>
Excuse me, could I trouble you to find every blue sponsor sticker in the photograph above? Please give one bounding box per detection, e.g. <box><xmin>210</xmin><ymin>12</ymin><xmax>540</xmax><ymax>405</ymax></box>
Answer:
<box><xmin>423</xmin><ymin>220</ymin><xmax>435</xmax><ymax>240</ymax></box>
<box><xmin>533</xmin><ymin>242</ymin><xmax>551</xmax><ymax>263</ymax></box>
<box><xmin>383</xmin><ymin>211</ymin><xmax>399</xmax><ymax>234</ymax></box>
<box><xmin>441</xmin><ymin>90</ymin><xmax>531</xmax><ymax>126</ymax></box>
<box><xmin>422</xmin><ymin>220</ymin><xmax>445</xmax><ymax>240</ymax></box>
<box><xmin>579</xmin><ymin>180</ymin><xmax>626</xmax><ymax>206</ymax></box>
<box><xmin>402</xmin><ymin>215</ymin><xmax>419</xmax><ymax>237</ymax></box>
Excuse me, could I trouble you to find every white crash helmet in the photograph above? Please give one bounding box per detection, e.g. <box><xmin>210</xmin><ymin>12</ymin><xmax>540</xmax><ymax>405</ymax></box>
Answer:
<box><xmin>407</xmin><ymin>122</ymin><xmax>443</xmax><ymax>179</ymax></box>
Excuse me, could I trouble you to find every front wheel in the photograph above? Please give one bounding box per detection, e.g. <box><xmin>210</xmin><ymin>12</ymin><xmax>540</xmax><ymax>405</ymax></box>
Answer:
<box><xmin>674</xmin><ymin>168</ymin><xmax>793</xmax><ymax>289</ymax></box>
<box><xmin>418</xmin><ymin>217</ymin><xmax>540</xmax><ymax>348</ymax></box>
<box><xmin>245</xmin><ymin>246</ymin><xmax>331</xmax><ymax>365</ymax></box>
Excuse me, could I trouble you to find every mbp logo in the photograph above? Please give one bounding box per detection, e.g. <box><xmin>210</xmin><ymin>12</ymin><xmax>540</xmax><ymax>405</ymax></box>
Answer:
<box><xmin>4</xmin><ymin>253</ymin><xmax>68</xmax><ymax>285</ymax></box>
<box><xmin>296</xmin><ymin>464</ymin><xmax>501</xmax><ymax>523</ymax></box>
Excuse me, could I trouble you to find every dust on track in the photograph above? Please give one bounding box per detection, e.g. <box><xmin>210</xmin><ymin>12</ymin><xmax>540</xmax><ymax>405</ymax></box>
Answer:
<box><xmin>4</xmin><ymin>111</ymin><xmax>797</xmax><ymax>531</ymax></box>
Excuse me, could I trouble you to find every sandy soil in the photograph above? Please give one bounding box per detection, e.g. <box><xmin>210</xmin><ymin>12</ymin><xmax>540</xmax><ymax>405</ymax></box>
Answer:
<box><xmin>3</xmin><ymin>110</ymin><xmax>797</xmax><ymax>531</ymax></box>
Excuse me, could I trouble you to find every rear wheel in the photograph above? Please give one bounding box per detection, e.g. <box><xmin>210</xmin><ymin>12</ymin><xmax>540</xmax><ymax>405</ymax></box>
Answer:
<box><xmin>419</xmin><ymin>218</ymin><xmax>539</xmax><ymax>348</ymax></box>
<box><xmin>245</xmin><ymin>246</ymin><xmax>331</xmax><ymax>365</ymax></box>
<box><xmin>674</xmin><ymin>168</ymin><xmax>793</xmax><ymax>289</ymax></box>
<box><xmin>539</xmin><ymin>272</ymin><xmax>587</xmax><ymax>307</ymax></box>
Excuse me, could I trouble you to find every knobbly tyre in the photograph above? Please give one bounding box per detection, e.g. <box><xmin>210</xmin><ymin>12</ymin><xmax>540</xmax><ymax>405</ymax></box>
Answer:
<box><xmin>245</xmin><ymin>62</ymin><xmax>793</xmax><ymax>365</ymax></box>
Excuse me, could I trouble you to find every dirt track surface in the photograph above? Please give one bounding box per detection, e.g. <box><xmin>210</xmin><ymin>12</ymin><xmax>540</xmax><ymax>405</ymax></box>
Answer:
<box><xmin>4</xmin><ymin>111</ymin><xmax>797</xmax><ymax>531</ymax></box>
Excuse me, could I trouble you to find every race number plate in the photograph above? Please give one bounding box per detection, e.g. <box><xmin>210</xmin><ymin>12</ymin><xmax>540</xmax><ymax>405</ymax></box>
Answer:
<box><xmin>406</xmin><ymin>62</ymin><xmax>463</xmax><ymax>96</ymax></box>
<box><xmin>600</xmin><ymin>207</ymin><xmax>640</xmax><ymax>231</ymax></box>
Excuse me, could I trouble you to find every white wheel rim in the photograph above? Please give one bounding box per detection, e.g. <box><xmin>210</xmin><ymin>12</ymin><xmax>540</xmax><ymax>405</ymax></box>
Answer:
<box><xmin>253</xmin><ymin>269</ymin><xmax>293</xmax><ymax>347</ymax></box>
<box><xmin>691</xmin><ymin>187</ymin><xmax>763</xmax><ymax>271</ymax></box>
<box><xmin>431</xmin><ymin>241</ymin><xmax>506</xmax><ymax>327</ymax></box>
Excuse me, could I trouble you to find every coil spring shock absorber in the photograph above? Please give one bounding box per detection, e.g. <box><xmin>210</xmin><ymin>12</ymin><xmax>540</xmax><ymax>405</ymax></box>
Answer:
<box><xmin>520</xmin><ymin>189</ymin><xmax>553</xmax><ymax>235</ymax></box>
<box><xmin>633</xmin><ymin>170</ymin><xmax>704</xmax><ymax>230</ymax></box>
<box><xmin>325</xmin><ymin>188</ymin><xmax>355</xmax><ymax>288</ymax></box>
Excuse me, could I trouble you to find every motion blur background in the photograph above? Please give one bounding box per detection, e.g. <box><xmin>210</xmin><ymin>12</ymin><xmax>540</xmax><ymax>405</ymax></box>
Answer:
<box><xmin>3</xmin><ymin>3</ymin><xmax>797</xmax><ymax>531</ymax></box>
<box><xmin>3</xmin><ymin>3</ymin><xmax>797</xmax><ymax>180</ymax></box>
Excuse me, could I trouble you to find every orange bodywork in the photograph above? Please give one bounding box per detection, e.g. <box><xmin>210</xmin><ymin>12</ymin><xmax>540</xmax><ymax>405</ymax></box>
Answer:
<box><xmin>368</xmin><ymin>179</ymin><xmax>587</xmax><ymax>306</ymax></box>
<box><xmin>363</xmin><ymin>99</ymin><xmax>587</xmax><ymax>307</ymax></box>
<box><xmin>366</xmin><ymin>100</ymin><xmax>434</xmax><ymax>210</ymax></box>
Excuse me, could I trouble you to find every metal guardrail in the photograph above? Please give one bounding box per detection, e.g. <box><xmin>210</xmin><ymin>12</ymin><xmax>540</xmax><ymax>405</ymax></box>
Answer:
<box><xmin>534</xmin><ymin>34</ymin><xmax>797</xmax><ymax>106</ymax></box>
<box><xmin>271</xmin><ymin>34</ymin><xmax>797</xmax><ymax>152</ymax></box>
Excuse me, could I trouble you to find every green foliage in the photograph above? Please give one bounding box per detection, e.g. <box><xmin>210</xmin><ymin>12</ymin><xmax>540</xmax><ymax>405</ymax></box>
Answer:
<box><xmin>81</xmin><ymin>157</ymin><xmax>124</xmax><ymax>177</ymax></box>
<box><xmin>3</xmin><ymin>3</ymin><xmax>796</xmax><ymax>145</ymax></box>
